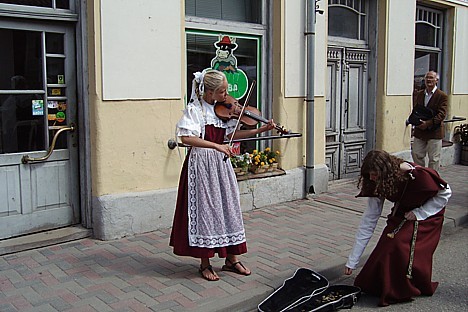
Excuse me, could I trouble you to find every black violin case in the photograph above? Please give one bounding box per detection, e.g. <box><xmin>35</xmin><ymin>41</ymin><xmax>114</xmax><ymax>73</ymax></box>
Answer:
<box><xmin>258</xmin><ymin>268</ymin><xmax>361</xmax><ymax>312</ymax></box>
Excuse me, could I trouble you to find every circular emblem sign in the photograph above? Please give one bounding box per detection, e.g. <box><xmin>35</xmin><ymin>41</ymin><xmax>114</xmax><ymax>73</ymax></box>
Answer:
<box><xmin>56</xmin><ymin>111</ymin><xmax>66</xmax><ymax>123</ymax></box>
<box><xmin>225</xmin><ymin>68</ymin><xmax>248</xmax><ymax>100</ymax></box>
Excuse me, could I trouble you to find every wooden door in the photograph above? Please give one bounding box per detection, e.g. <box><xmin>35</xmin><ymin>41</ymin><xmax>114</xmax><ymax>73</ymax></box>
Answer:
<box><xmin>326</xmin><ymin>47</ymin><xmax>368</xmax><ymax>180</ymax></box>
<box><xmin>0</xmin><ymin>20</ymin><xmax>79</xmax><ymax>239</ymax></box>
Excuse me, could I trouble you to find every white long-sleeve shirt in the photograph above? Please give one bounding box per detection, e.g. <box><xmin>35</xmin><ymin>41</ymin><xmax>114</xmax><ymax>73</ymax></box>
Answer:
<box><xmin>346</xmin><ymin>184</ymin><xmax>452</xmax><ymax>270</ymax></box>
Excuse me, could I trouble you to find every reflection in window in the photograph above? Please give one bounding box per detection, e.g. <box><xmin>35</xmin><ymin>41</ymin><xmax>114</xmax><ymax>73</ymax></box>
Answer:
<box><xmin>46</xmin><ymin>33</ymin><xmax>64</xmax><ymax>54</ymax></box>
<box><xmin>414</xmin><ymin>51</ymin><xmax>438</xmax><ymax>80</ymax></box>
<box><xmin>46</xmin><ymin>58</ymin><xmax>65</xmax><ymax>84</ymax></box>
<box><xmin>0</xmin><ymin>28</ymin><xmax>46</xmax><ymax>153</ymax></box>
<box><xmin>0</xmin><ymin>29</ymin><xmax>43</xmax><ymax>90</ymax></box>
<box><xmin>186</xmin><ymin>0</ymin><xmax>262</xmax><ymax>24</ymax></box>
<box><xmin>415</xmin><ymin>24</ymin><xmax>436</xmax><ymax>47</ymax></box>
<box><xmin>414</xmin><ymin>6</ymin><xmax>443</xmax><ymax>87</ymax></box>
<box><xmin>415</xmin><ymin>7</ymin><xmax>441</xmax><ymax>48</ymax></box>
<box><xmin>328</xmin><ymin>0</ymin><xmax>366</xmax><ymax>40</ymax></box>
<box><xmin>0</xmin><ymin>0</ymin><xmax>69</xmax><ymax>9</ymax></box>
<box><xmin>0</xmin><ymin>93</ymin><xmax>45</xmax><ymax>153</ymax></box>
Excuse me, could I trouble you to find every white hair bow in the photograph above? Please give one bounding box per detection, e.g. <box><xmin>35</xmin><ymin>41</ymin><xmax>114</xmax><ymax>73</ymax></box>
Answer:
<box><xmin>193</xmin><ymin>69</ymin><xmax>207</xmax><ymax>95</ymax></box>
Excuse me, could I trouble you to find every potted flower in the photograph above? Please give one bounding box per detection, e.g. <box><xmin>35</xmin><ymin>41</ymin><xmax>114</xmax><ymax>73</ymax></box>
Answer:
<box><xmin>249</xmin><ymin>149</ymin><xmax>269</xmax><ymax>173</ymax></box>
<box><xmin>454</xmin><ymin>123</ymin><xmax>468</xmax><ymax>165</ymax></box>
<box><xmin>264</xmin><ymin>147</ymin><xmax>280</xmax><ymax>171</ymax></box>
<box><xmin>230</xmin><ymin>153</ymin><xmax>251</xmax><ymax>176</ymax></box>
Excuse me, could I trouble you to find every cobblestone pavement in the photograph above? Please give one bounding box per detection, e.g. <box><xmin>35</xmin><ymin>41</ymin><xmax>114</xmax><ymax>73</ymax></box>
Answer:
<box><xmin>0</xmin><ymin>165</ymin><xmax>466</xmax><ymax>312</ymax></box>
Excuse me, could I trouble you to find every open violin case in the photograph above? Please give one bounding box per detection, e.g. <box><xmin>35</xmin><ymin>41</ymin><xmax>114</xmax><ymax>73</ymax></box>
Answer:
<box><xmin>258</xmin><ymin>268</ymin><xmax>361</xmax><ymax>312</ymax></box>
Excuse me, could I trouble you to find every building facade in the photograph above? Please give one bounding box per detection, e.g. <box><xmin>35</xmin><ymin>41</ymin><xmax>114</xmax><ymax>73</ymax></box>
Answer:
<box><xmin>0</xmin><ymin>0</ymin><xmax>467</xmax><ymax>242</ymax></box>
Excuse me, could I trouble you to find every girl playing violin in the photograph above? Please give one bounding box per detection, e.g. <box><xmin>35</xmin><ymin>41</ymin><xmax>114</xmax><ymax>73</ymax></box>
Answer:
<box><xmin>170</xmin><ymin>69</ymin><xmax>275</xmax><ymax>281</ymax></box>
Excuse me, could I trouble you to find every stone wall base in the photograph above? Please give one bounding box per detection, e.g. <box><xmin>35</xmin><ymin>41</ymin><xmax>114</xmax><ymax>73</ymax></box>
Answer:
<box><xmin>92</xmin><ymin>165</ymin><xmax>329</xmax><ymax>240</ymax></box>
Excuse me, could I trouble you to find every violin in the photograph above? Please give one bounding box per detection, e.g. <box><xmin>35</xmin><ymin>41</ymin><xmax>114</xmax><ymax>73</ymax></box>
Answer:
<box><xmin>214</xmin><ymin>95</ymin><xmax>290</xmax><ymax>135</ymax></box>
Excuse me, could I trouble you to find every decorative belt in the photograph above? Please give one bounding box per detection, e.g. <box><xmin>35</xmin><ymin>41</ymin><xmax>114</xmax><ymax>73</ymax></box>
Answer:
<box><xmin>386</xmin><ymin>219</ymin><xmax>419</xmax><ymax>279</ymax></box>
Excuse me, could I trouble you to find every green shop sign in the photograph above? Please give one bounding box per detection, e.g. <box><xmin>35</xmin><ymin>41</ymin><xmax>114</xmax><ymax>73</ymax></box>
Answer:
<box><xmin>210</xmin><ymin>35</ymin><xmax>249</xmax><ymax>100</ymax></box>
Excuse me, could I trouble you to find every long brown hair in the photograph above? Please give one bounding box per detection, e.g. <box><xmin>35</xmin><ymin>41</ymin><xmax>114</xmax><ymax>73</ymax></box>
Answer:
<box><xmin>358</xmin><ymin>150</ymin><xmax>408</xmax><ymax>197</ymax></box>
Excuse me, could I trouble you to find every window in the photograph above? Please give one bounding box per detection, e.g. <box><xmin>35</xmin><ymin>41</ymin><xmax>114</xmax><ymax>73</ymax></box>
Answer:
<box><xmin>185</xmin><ymin>0</ymin><xmax>268</xmax><ymax>153</ymax></box>
<box><xmin>328</xmin><ymin>0</ymin><xmax>367</xmax><ymax>41</ymax></box>
<box><xmin>186</xmin><ymin>32</ymin><xmax>260</xmax><ymax>103</ymax></box>
<box><xmin>414</xmin><ymin>6</ymin><xmax>443</xmax><ymax>90</ymax></box>
<box><xmin>185</xmin><ymin>0</ymin><xmax>262</xmax><ymax>24</ymax></box>
<box><xmin>0</xmin><ymin>28</ymin><xmax>70</xmax><ymax>154</ymax></box>
<box><xmin>0</xmin><ymin>0</ymin><xmax>69</xmax><ymax>9</ymax></box>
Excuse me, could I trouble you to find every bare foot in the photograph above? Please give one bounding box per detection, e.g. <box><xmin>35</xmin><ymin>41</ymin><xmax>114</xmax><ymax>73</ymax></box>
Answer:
<box><xmin>223</xmin><ymin>257</ymin><xmax>251</xmax><ymax>276</ymax></box>
<box><xmin>199</xmin><ymin>264</ymin><xmax>219</xmax><ymax>281</ymax></box>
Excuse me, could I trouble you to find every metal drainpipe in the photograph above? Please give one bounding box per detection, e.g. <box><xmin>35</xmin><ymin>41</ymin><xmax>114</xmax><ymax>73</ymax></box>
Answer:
<box><xmin>305</xmin><ymin>0</ymin><xmax>316</xmax><ymax>195</ymax></box>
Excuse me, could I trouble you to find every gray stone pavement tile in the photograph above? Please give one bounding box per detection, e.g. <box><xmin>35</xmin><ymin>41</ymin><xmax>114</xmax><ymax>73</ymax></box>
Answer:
<box><xmin>0</xmin><ymin>164</ymin><xmax>466</xmax><ymax>312</ymax></box>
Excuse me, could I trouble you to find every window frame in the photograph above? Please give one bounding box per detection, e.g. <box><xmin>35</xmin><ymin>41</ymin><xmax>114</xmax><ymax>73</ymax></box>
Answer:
<box><xmin>414</xmin><ymin>5</ymin><xmax>444</xmax><ymax>90</ymax></box>
<box><xmin>184</xmin><ymin>0</ymin><xmax>272</xmax><ymax>151</ymax></box>
<box><xmin>327</xmin><ymin>0</ymin><xmax>368</xmax><ymax>47</ymax></box>
<box><xmin>0</xmin><ymin>1</ymin><xmax>77</xmax><ymax>21</ymax></box>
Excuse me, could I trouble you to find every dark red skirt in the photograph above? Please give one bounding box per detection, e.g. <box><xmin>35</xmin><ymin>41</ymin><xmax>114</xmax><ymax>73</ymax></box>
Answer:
<box><xmin>169</xmin><ymin>153</ymin><xmax>247</xmax><ymax>258</ymax></box>
<box><xmin>354</xmin><ymin>209</ymin><xmax>444</xmax><ymax>306</ymax></box>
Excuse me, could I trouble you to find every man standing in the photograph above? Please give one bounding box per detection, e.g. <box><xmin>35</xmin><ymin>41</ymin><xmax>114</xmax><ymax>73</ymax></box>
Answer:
<box><xmin>411</xmin><ymin>71</ymin><xmax>448</xmax><ymax>171</ymax></box>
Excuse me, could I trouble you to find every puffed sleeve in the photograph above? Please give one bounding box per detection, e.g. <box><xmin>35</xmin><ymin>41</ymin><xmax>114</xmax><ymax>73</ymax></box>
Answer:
<box><xmin>346</xmin><ymin>197</ymin><xmax>384</xmax><ymax>270</ymax></box>
<box><xmin>176</xmin><ymin>104</ymin><xmax>203</xmax><ymax>138</ymax></box>
<box><xmin>412</xmin><ymin>183</ymin><xmax>451</xmax><ymax>220</ymax></box>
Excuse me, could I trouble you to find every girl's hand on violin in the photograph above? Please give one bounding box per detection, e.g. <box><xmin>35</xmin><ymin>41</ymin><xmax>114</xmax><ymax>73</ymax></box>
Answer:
<box><xmin>259</xmin><ymin>119</ymin><xmax>276</xmax><ymax>133</ymax></box>
<box><xmin>215</xmin><ymin>144</ymin><xmax>232</xmax><ymax>157</ymax></box>
<box><xmin>267</xmin><ymin>119</ymin><xmax>276</xmax><ymax>130</ymax></box>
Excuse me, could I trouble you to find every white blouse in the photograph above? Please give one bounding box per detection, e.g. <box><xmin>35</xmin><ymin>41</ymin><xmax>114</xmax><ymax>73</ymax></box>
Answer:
<box><xmin>345</xmin><ymin>183</ymin><xmax>452</xmax><ymax>270</ymax></box>
<box><xmin>176</xmin><ymin>99</ymin><xmax>238</xmax><ymax>140</ymax></box>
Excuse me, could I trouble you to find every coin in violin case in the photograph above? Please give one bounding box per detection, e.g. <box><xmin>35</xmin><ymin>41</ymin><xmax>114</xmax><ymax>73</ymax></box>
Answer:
<box><xmin>287</xmin><ymin>285</ymin><xmax>361</xmax><ymax>312</ymax></box>
<box><xmin>257</xmin><ymin>268</ymin><xmax>361</xmax><ymax>312</ymax></box>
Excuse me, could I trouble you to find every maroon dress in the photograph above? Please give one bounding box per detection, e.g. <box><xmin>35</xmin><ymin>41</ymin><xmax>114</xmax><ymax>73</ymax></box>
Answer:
<box><xmin>355</xmin><ymin>165</ymin><xmax>448</xmax><ymax>306</ymax></box>
<box><xmin>169</xmin><ymin>125</ymin><xmax>247</xmax><ymax>258</ymax></box>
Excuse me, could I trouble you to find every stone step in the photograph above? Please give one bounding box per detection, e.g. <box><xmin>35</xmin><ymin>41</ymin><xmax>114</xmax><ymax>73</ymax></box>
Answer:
<box><xmin>0</xmin><ymin>225</ymin><xmax>92</xmax><ymax>256</ymax></box>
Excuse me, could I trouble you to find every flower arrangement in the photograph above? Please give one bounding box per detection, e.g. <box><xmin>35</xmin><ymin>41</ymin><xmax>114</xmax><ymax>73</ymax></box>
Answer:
<box><xmin>248</xmin><ymin>147</ymin><xmax>281</xmax><ymax>173</ymax></box>
<box><xmin>454</xmin><ymin>123</ymin><xmax>468</xmax><ymax>166</ymax></box>
<box><xmin>250</xmin><ymin>149</ymin><xmax>268</xmax><ymax>167</ymax></box>
<box><xmin>454</xmin><ymin>123</ymin><xmax>468</xmax><ymax>146</ymax></box>
<box><xmin>231</xmin><ymin>147</ymin><xmax>281</xmax><ymax>175</ymax></box>
<box><xmin>230</xmin><ymin>153</ymin><xmax>251</xmax><ymax>174</ymax></box>
<box><xmin>264</xmin><ymin>147</ymin><xmax>280</xmax><ymax>165</ymax></box>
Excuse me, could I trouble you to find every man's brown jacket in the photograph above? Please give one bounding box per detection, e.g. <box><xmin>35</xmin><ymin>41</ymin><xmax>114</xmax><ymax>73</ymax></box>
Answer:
<box><xmin>412</xmin><ymin>88</ymin><xmax>448</xmax><ymax>140</ymax></box>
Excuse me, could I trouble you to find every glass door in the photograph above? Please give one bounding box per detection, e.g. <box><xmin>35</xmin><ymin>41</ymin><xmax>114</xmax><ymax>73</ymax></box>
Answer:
<box><xmin>0</xmin><ymin>19</ymin><xmax>79</xmax><ymax>239</ymax></box>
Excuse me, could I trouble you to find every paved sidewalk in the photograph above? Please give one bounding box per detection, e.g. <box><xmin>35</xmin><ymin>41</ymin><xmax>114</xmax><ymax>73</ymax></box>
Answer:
<box><xmin>0</xmin><ymin>165</ymin><xmax>466</xmax><ymax>312</ymax></box>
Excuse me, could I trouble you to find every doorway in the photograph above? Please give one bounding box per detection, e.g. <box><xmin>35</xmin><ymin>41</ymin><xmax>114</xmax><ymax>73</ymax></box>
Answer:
<box><xmin>326</xmin><ymin>47</ymin><xmax>368</xmax><ymax>180</ymax></box>
<box><xmin>0</xmin><ymin>19</ymin><xmax>79</xmax><ymax>239</ymax></box>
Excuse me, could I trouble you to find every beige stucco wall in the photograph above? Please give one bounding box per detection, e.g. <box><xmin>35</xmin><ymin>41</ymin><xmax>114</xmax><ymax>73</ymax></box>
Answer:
<box><xmin>273</xmin><ymin>0</ymin><xmax>327</xmax><ymax>171</ymax></box>
<box><xmin>87</xmin><ymin>0</ymin><xmax>185</xmax><ymax>197</ymax></box>
<box><xmin>375</xmin><ymin>0</ymin><xmax>468</xmax><ymax>153</ymax></box>
<box><xmin>376</xmin><ymin>95</ymin><xmax>413</xmax><ymax>153</ymax></box>
<box><xmin>375</xmin><ymin>0</ymin><xmax>413</xmax><ymax>153</ymax></box>
<box><xmin>90</xmin><ymin>101</ymin><xmax>183</xmax><ymax>196</ymax></box>
<box><xmin>272</xmin><ymin>97</ymin><xmax>304</xmax><ymax>170</ymax></box>
<box><xmin>273</xmin><ymin>0</ymin><xmax>304</xmax><ymax>171</ymax></box>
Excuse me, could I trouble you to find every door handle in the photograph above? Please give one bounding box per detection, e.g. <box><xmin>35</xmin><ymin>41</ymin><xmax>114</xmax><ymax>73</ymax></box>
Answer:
<box><xmin>21</xmin><ymin>123</ymin><xmax>76</xmax><ymax>164</ymax></box>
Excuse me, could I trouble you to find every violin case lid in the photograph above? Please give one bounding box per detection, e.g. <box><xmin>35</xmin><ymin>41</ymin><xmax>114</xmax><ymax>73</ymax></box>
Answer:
<box><xmin>257</xmin><ymin>268</ymin><xmax>360</xmax><ymax>312</ymax></box>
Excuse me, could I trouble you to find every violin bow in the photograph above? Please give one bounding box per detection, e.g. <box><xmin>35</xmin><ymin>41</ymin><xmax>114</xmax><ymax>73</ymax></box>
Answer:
<box><xmin>224</xmin><ymin>80</ymin><xmax>256</xmax><ymax>161</ymax></box>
